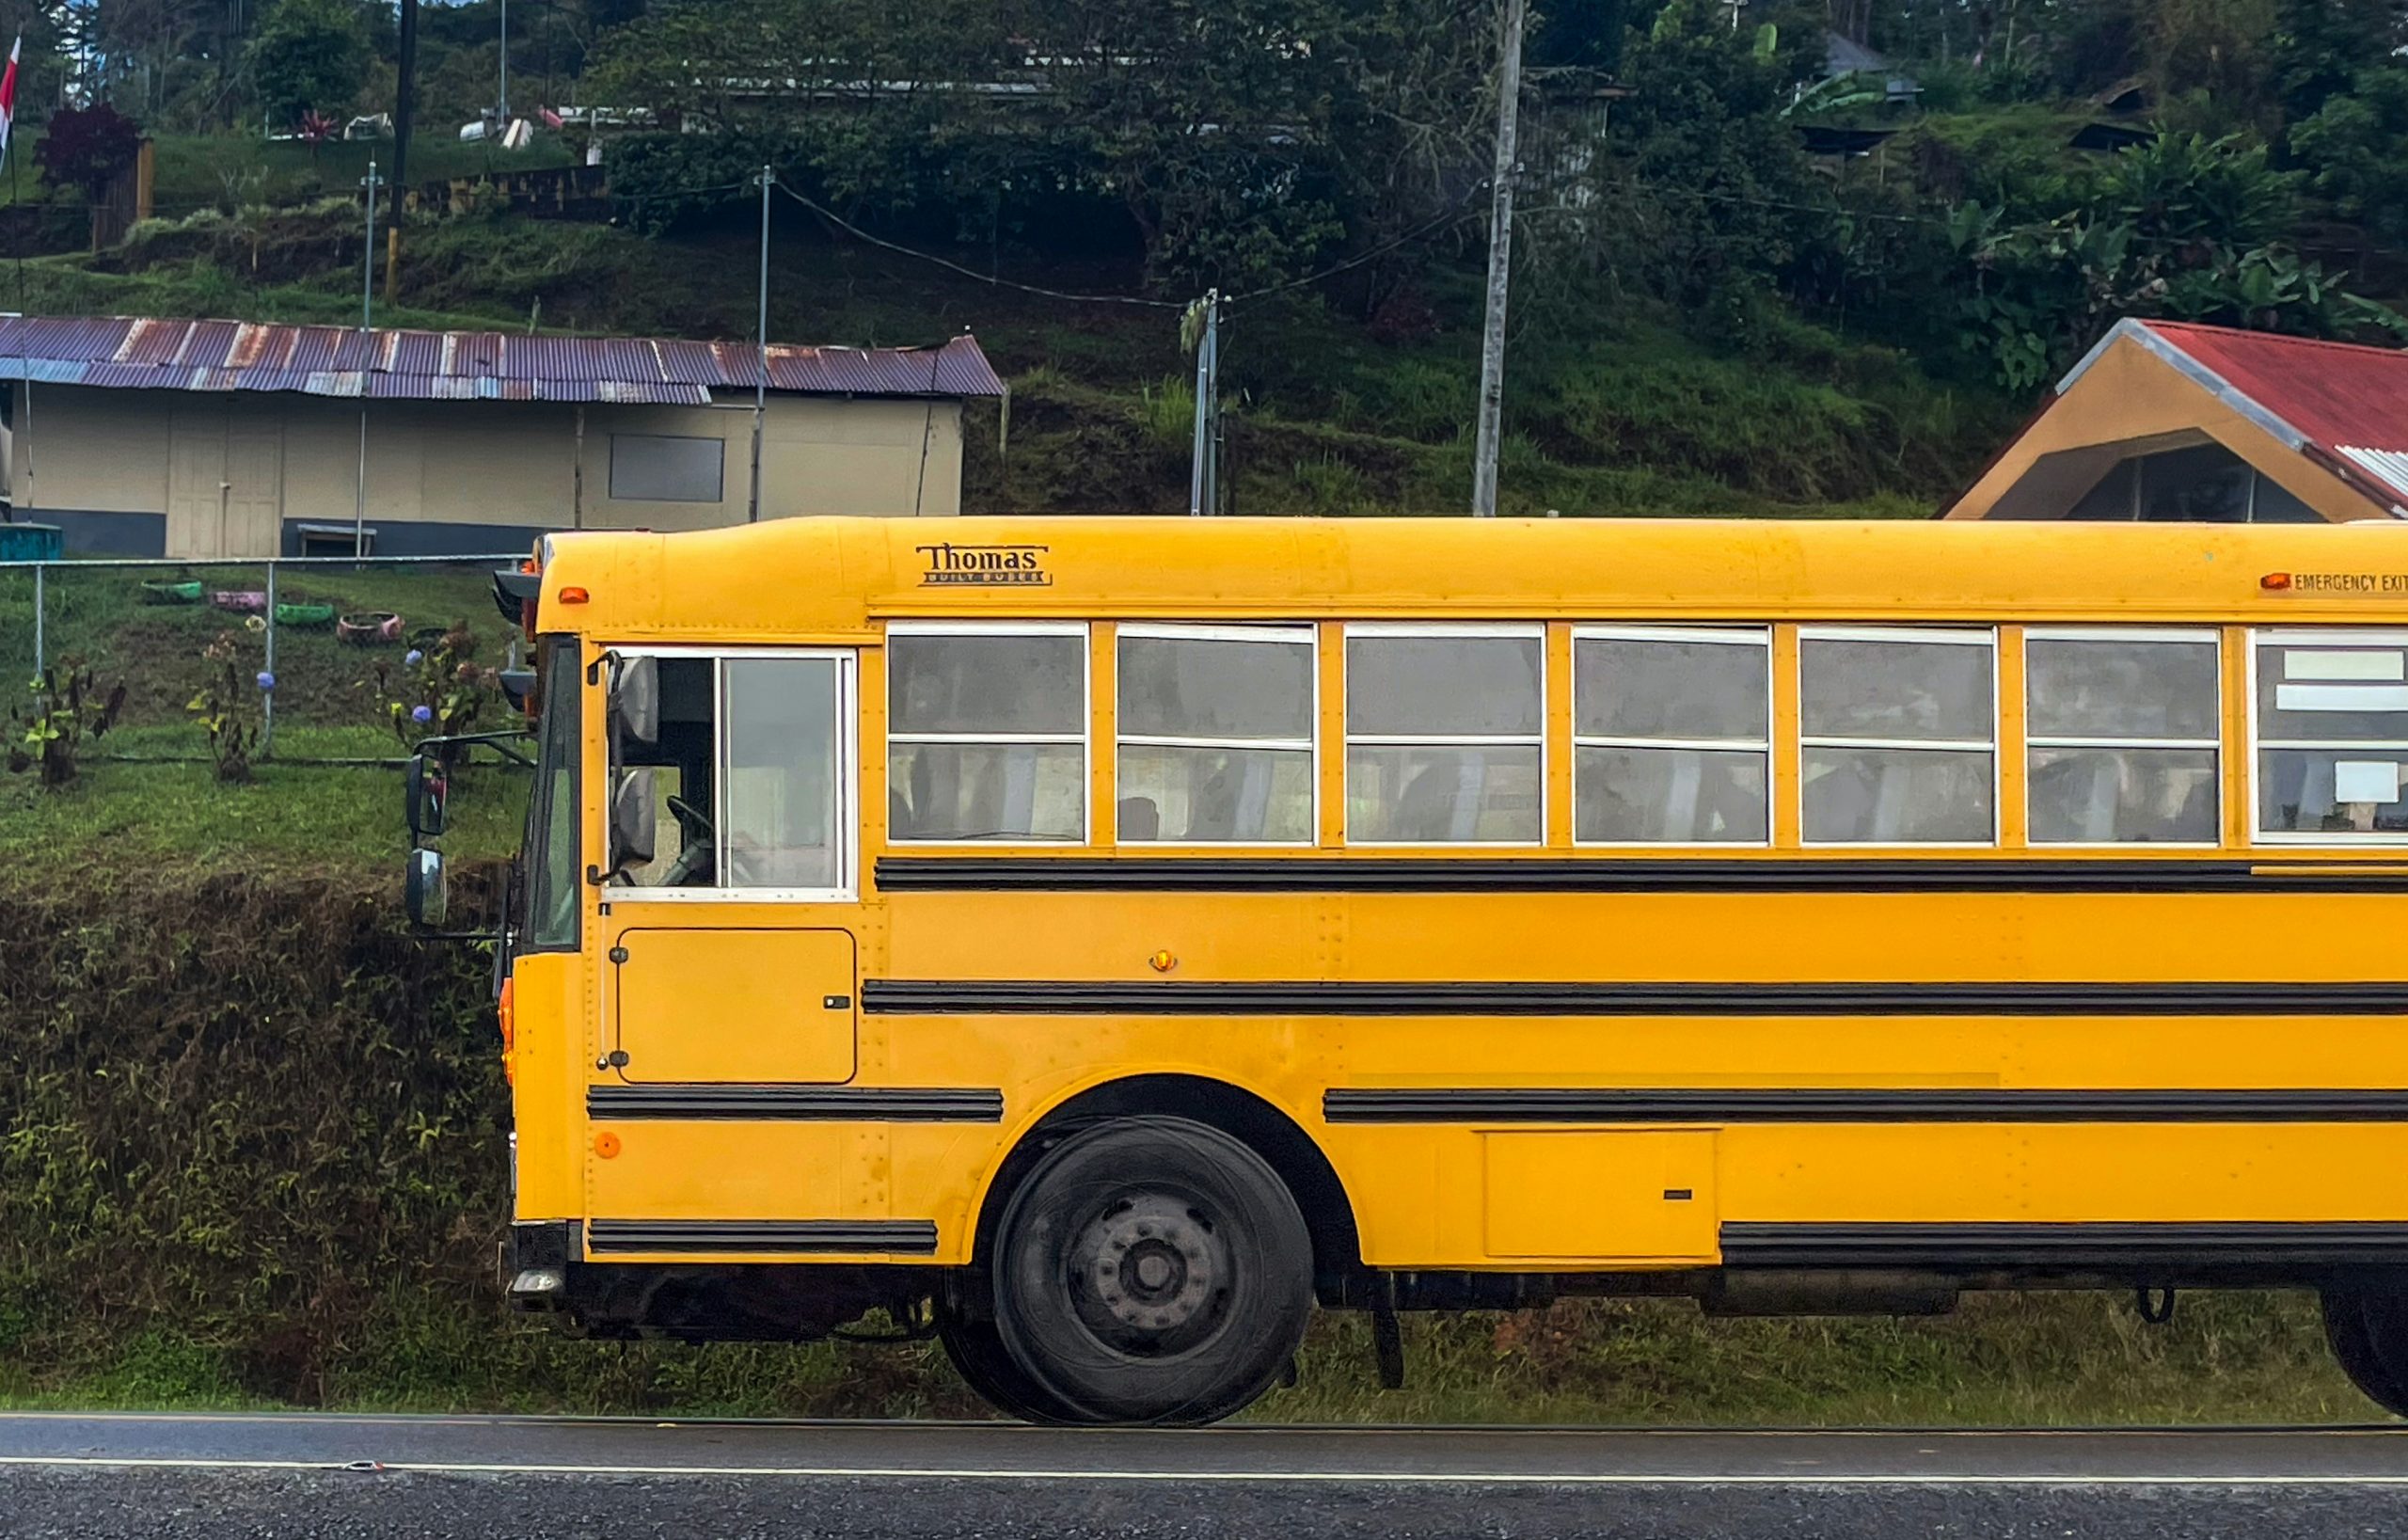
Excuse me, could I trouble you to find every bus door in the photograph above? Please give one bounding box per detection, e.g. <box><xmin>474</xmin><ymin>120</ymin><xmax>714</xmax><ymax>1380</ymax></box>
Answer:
<box><xmin>597</xmin><ymin>649</ymin><xmax>861</xmax><ymax>1085</ymax></box>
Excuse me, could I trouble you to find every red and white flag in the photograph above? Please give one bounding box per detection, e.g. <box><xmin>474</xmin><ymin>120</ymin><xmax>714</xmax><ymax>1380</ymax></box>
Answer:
<box><xmin>0</xmin><ymin>38</ymin><xmax>22</xmax><ymax>170</ymax></box>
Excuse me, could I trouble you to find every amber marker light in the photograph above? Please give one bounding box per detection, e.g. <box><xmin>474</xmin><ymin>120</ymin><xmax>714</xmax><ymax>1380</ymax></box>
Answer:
<box><xmin>1149</xmin><ymin>949</ymin><xmax>1178</xmax><ymax>974</ymax></box>
<box><xmin>594</xmin><ymin>1132</ymin><xmax>622</xmax><ymax>1159</ymax></box>
<box><xmin>2261</xmin><ymin>572</ymin><xmax>2293</xmax><ymax>591</ymax></box>
<box><xmin>497</xmin><ymin>977</ymin><xmax>516</xmax><ymax>1087</ymax></box>
<box><xmin>557</xmin><ymin>585</ymin><xmax>591</xmax><ymax>604</ymax></box>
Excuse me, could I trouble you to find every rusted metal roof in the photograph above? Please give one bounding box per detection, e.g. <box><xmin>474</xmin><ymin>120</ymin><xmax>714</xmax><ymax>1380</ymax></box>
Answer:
<box><xmin>2058</xmin><ymin>318</ymin><xmax>2408</xmax><ymax>512</ymax></box>
<box><xmin>0</xmin><ymin>315</ymin><xmax>1004</xmax><ymax>405</ymax></box>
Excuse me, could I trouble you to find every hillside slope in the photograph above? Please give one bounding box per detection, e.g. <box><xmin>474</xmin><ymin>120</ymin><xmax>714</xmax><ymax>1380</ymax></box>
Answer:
<box><xmin>16</xmin><ymin>199</ymin><xmax>2011</xmax><ymax>520</ymax></box>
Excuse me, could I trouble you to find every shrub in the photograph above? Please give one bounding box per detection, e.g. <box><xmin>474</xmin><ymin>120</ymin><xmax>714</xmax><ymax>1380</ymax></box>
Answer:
<box><xmin>186</xmin><ymin>632</ymin><xmax>263</xmax><ymax>785</ymax></box>
<box><xmin>6</xmin><ymin>658</ymin><xmax>125</xmax><ymax>788</ymax></box>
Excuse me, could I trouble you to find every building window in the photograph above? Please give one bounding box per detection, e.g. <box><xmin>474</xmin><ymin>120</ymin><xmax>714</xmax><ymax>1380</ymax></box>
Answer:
<box><xmin>2253</xmin><ymin>628</ymin><xmax>2408</xmax><ymax>839</ymax></box>
<box><xmin>610</xmin><ymin>433</ymin><xmax>724</xmax><ymax>503</ymax></box>
<box><xmin>1117</xmin><ymin>625</ymin><xmax>1315</xmax><ymax>844</ymax></box>
<box><xmin>1800</xmin><ymin>627</ymin><xmax>1996</xmax><ymax>844</ymax></box>
<box><xmin>2062</xmin><ymin>443</ymin><xmax>2321</xmax><ymax>523</ymax></box>
<box><xmin>887</xmin><ymin>625</ymin><xmax>1086</xmax><ymax>843</ymax></box>
<box><xmin>2025</xmin><ymin>630</ymin><xmax>2220</xmax><ymax>844</ymax></box>
<box><xmin>1573</xmin><ymin>627</ymin><xmax>1770</xmax><ymax>844</ymax></box>
<box><xmin>1345</xmin><ymin>626</ymin><xmax>1543</xmax><ymax>844</ymax></box>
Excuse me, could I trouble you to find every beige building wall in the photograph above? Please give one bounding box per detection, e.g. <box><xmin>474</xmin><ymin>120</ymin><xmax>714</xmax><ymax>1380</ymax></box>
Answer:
<box><xmin>14</xmin><ymin>384</ymin><xmax>969</xmax><ymax>556</ymax></box>
<box><xmin>575</xmin><ymin>399</ymin><xmax>965</xmax><ymax>532</ymax></box>
<box><xmin>1944</xmin><ymin>335</ymin><xmax>2384</xmax><ymax>523</ymax></box>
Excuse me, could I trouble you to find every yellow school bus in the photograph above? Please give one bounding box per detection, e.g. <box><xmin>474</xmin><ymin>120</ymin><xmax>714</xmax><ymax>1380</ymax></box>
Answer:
<box><xmin>407</xmin><ymin>515</ymin><xmax>2408</xmax><ymax>1425</ymax></box>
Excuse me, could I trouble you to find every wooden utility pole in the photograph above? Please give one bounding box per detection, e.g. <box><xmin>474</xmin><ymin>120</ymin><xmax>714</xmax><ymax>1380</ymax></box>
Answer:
<box><xmin>388</xmin><ymin>0</ymin><xmax>418</xmax><ymax>306</ymax></box>
<box><xmin>1470</xmin><ymin>0</ymin><xmax>1525</xmax><ymax>518</ymax></box>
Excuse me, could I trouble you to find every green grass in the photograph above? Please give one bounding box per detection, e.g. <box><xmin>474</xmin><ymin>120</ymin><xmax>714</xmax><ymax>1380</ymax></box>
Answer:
<box><xmin>0</xmin><ymin>561</ymin><xmax>507</xmax><ymax>738</ymax></box>
<box><xmin>0</xmin><ymin>1292</ymin><xmax>2364</xmax><ymax>1425</ymax></box>
<box><xmin>0</xmin><ymin>753</ymin><xmax>524</xmax><ymax>873</ymax></box>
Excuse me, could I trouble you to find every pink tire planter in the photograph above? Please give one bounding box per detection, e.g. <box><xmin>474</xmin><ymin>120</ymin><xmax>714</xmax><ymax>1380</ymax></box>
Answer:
<box><xmin>337</xmin><ymin>611</ymin><xmax>404</xmax><ymax>645</ymax></box>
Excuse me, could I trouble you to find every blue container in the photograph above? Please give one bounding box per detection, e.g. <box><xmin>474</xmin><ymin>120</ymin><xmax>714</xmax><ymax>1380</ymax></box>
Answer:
<box><xmin>0</xmin><ymin>522</ymin><xmax>62</xmax><ymax>563</ymax></box>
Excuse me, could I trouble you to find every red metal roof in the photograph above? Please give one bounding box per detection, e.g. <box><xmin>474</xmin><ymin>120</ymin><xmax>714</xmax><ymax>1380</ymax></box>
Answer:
<box><xmin>2071</xmin><ymin>319</ymin><xmax>2408</xmax><ymax>508</ymax></box>
<box><xmin>0</xmin><ymin>314</ymin><xmax>1003</xmax><ymax>405</ymax></box>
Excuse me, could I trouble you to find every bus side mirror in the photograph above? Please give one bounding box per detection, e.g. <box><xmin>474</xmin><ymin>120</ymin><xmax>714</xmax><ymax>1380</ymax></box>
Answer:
<box><xmin>610</xmin><ymin>655</ymin><xmax>658</xmax><ymax>747</ymax></box>
<box><xmin>405</xmin><ymin>847</ymin><xmax>449</xmax><ymax>929</ymax></box>
<box><xmin>405</xmin><ymin>754</ymin><xmax>449</xmax><ymax>839</ymax></box>
<box><xmin>610</xmin><ymin>768</ymin><xmax>657</xmax><ymax>875</ymax></box>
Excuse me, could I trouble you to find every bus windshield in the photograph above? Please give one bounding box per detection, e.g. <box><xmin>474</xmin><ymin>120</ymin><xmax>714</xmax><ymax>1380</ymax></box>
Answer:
<box><xmin>519</xmin><ymin>638</ymin><xmax>580</xmax><ymax>951</ymax></box>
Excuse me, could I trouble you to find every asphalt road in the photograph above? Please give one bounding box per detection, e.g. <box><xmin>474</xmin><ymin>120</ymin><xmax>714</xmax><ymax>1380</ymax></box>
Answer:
<box><xmin>1</xmin><ymin>1412</ymin><xmax>2406</xmax><ymax>1537</ymax></box>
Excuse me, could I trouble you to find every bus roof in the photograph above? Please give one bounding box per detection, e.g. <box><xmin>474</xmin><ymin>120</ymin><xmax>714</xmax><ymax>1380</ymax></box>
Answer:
<box><xmin>537</xmin><ymin>516</ymin><xmax>2408</xmax><ymax>639</ymax></box>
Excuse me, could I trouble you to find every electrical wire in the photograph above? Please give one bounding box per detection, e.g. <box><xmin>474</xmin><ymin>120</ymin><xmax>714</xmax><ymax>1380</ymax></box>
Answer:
<box><xmin>772</xmin><ymin>180</ymin><xmax>1183</xmax><ymax>309</ymax></box>
<box><xmin>777</xmin><ymin>174</ymin><xmax>1492</xmax><ymax>311</ymax></box>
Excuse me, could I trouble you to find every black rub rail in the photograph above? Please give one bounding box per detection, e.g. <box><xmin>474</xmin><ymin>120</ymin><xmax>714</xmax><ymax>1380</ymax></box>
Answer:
<box><xmin>874</xmin><ymin>856</ymin><xmax>2408</xmax><ymax>895</ymax></box>
<box><xmin>1324</xmin><ymin>1088</ymin><xmax>2408</xmax><ymax>1123</ymax></box>
<box><xmin>588</xmin><ymin>1085</ymin><xmax>1003</xmax><ymax>1122</ymax></box>
<box><xmin>862</xmin><ymin>980</ymin><xmax>2408</xmax><ymax>1017</ymax></box>
<box><xmin>1719</xmin><ymin>1222</ymin><xmax>2408</xmax><ymax>1269</ymax></box>
<box><xmin>584</xmin><ymin>1219</ymin><xmax>940</xmax><ymax>1255</ymax></box>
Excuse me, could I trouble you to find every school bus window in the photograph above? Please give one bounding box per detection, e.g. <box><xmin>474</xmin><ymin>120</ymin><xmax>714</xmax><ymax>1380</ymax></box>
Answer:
<box><xmin>1345</xmin><ymin>627</ymin><xmax>1543</xmax><ymax>844</ymax></box>
<box><xmin>608</xmin><ymin>651</ymin><xmax>854</xmax><ymax>892</ymax></box>
<box><xmin>888</xmin><ymin>626</ymin><xmax>1086</xmax><ymax>843</ymax></box>
<box><xmin>518</xmin><ymin>636</ymin><xmax>582</xmax><ymax>949</ymax></box>
<box><xmin>2253</xmin><ymin>628</ymin><xmax>2408</xmax><ymax>838</ymax></box>
<box><xmin>1800</xmin><ymin>627</ymin><xmax>1995</xmax><ymax>845</ymax></box>
<box><xmin>723</xmin><ymin>658</ymin><xmax>847</xmax><ymax>887</ymax></box>
<box><xmin>1573</xmin><ymin>627</ymin><xmax>1770</xmax><ymax>844</ymax></box>
<box><xmin>1117</xmin><ymin>625</ymin><xmax>1315</xmax><ymax>844</ymax></box>
<box><xmin>609</xmin><ymin>654</ymin><xmax>710</xmax><ymax>887</ymax></box>
<box><xmin>2026</xmin><ymin>630</ymin><xmax>2220</xmax><ymax>845</ymax></box>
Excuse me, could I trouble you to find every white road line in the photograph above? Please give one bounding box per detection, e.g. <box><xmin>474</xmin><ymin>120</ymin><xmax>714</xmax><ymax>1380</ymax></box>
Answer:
<box><xmin>1</xmin><ymin>1453</ymin><xmax>2407</xmax><ymax>1485</ymax></box>
<box><xmin>0</xmin><ymin>1412</ymin><xmax>2393</xmax><ymax>1440</ymax></box>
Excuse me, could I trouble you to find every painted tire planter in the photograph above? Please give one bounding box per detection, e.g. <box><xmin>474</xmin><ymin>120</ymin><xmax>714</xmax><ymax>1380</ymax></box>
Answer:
<box><xmin>209</xmin><ymin>590</ymin><xmax>268</xmax><ymax>613</ymax></box>
<box><xmin>274</xmin><ymin>601</ymin><xmax>337</xmax><ymax>628</ymax></box>
<box><xmin>337</xmin><ymin>611</ymin><xmax>404</xmax><ymax>645</ymax></box>
<box><xmin>140</xmin><ymin>580</ymin><xmax>203</xmax><ymax>604</ymax></box>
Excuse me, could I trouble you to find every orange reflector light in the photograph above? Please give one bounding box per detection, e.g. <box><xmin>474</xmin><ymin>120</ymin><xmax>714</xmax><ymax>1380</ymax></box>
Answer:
<box><xmin>2262</xmin><ymin>572</ymin><xmax>2293</xmax><ymax>590</ymax></box>
<box><xmin>497</xmin><ymin>977</ymin><xmax>516</xmax><ymax>1087</ymax></box>
<box><xmin>557</xmin><ymin>585</ymin><xmax>590</xmax><ymax>604</ymax></box>
<box><xmin>594</xmin><ymin>1132</ymin><xmax>621</xmax><ymax>1159</ymax></box>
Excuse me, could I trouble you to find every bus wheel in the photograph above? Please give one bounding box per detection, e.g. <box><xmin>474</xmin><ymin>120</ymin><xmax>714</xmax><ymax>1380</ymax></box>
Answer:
<box><xmin>2324</xmin><ymin>1291</ymin><xmax>2408</xmax><ymax>1418</ymax></box>
<box><xmin>992</xmin><ymin>1116</ymin><xmax>1312</xmax><ymax>1426</ymax></box>
<box><xmin>935</xmin><ymin>1306</ymin><xmax>1072</xmax><ymax>1425</ymax></box>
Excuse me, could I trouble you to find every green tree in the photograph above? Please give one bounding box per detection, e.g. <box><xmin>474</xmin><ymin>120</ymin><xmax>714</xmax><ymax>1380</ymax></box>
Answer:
<box><xmin>247</xmin><ymin>0</ymin><xmax>374</xmax><ymax>130</ymax></box>
<box><xmin>592</xmin><ymin>0</ymin><xmax>1492</xmax><ymax>291</ymax></box>
<box><xmin>2289</xmin><ymin>69</ymin><xmax>2408</xmax><ymax>240</ymax></box>
<box><xmin>1951</xmin><ymin>133</ymin><xmax>2403</xmax><ymax>391</ymax></box>
<box><xmin>1570</xmin><ymin>0</ymin><xmax>1826</xmax><ymax>304</ymax></box>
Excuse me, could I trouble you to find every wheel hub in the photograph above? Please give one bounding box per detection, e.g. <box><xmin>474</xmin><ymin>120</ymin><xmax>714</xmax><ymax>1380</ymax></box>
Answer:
<box><xmin>1069</xmin><ymin>1192</ymin><xmax>1228</xmax><ymax>1356</ymax></box>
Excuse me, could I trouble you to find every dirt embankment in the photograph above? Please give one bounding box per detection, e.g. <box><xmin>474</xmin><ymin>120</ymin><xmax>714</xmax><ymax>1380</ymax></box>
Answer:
<box><xmin>0</xmin><ymin>870</ymin><xmax>503</xmax><ymax>1403</ymax></box>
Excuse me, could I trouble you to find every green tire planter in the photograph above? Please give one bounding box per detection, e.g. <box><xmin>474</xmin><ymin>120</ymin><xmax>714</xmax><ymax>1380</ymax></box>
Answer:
<box><xmin>274</xmin><ymin>601</ymin><xmax>338</xmax><ymax>627</ymax></box>
<box><xmin>140</xmin><ymin>580</ymin><xmax>204</xmax><ymax>604</ymax></box>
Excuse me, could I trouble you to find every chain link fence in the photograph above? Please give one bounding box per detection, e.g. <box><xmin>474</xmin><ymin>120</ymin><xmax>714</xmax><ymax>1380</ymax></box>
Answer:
<box><xmin>0</xmin><ymin>553</ymin><xmax>527</xmax><ymax>768</ymax></box>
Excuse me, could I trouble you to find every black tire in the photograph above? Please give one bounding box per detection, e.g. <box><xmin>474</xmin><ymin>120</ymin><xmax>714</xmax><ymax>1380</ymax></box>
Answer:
<box><xmin>991</xmin><ymin>1116</ymin><xmax>1313</xmax><ymax>1426</ymax></box>
<box><xmin>2322</xmin><ymin>1290</ymin><xmax>2408</xmax><ymax>1418</ymax></box>
<box><xmin>936</xmin><ymin>1307</ymin><xmax>1073</xmax><ymax>1424</ymax></box>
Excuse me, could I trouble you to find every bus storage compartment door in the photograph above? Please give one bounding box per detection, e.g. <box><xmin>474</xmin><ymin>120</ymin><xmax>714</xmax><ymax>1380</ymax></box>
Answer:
<box><xmin>610</xmin><ymin>928</ymin><xmax>858</xmax><ymax>1084</ymax></box>
<box><xmin>1481</xmin><ymin>1130</ymin><xmax>1719</xmax><ymax>1264</ymax></box>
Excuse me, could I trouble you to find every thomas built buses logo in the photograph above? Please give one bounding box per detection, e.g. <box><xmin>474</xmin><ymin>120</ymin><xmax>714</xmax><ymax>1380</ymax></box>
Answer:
<box><xmin>916</xmin><ymin>542</ymin><xmax>1052</xmax><ymax>587</ymax></box>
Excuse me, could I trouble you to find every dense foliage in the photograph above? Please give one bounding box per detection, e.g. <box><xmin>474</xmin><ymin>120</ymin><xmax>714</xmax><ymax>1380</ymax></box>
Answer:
<box><xmin>1</xmin><ymin>0</ymin><xmax>2406</xmax><ymax>469</ymax></box>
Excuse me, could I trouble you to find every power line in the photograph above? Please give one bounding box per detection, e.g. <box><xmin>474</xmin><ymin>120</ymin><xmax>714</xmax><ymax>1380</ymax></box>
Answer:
<box><xmin>772</xmin><ymin>181</ymin><xmax>1182</xmax><ymax>310</ymax></box>
<box><xmin>776</xmin><ymin>176</ymin><xmax>1489</xmax><ymax>312</ymax></box>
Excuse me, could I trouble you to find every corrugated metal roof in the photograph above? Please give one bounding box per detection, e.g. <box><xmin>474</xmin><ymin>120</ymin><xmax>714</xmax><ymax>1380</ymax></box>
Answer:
<box><xmin>2341</xmin><ymin>446</ymin><xmax>2408</xmax><ymax>496</ymax></box>
<box><xmin>0</xmin><ymin>314</ymin><xmax>1004</xmax><ymax>405</ymax></box>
